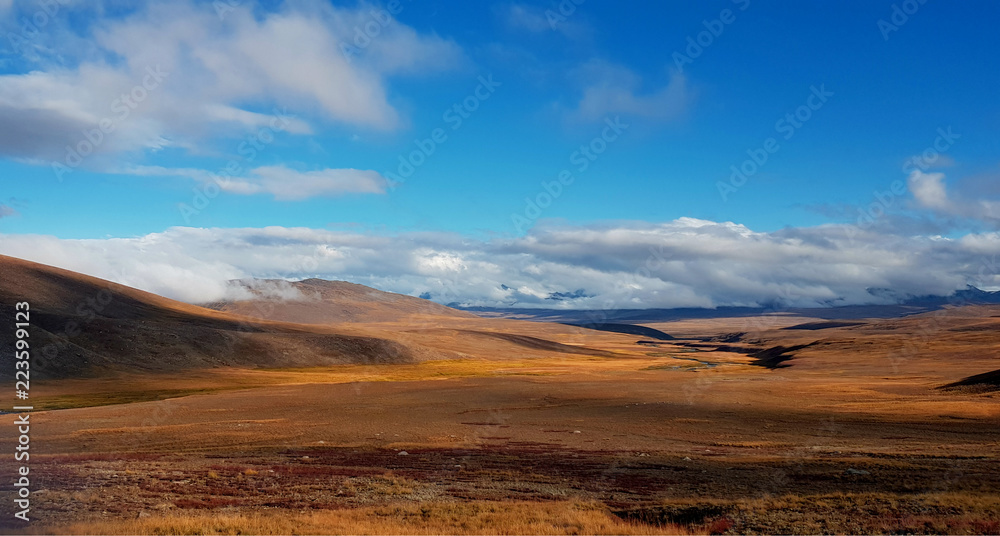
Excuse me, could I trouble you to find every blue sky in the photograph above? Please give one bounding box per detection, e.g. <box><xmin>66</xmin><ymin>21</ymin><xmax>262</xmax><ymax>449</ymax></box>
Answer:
<box><xmin>0</xmin><ymin>0</ymin><xmax>998</xmax><ymax>308</ymax></box>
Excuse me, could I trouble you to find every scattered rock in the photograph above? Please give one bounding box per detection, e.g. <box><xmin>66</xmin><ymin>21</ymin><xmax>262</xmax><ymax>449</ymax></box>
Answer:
<box><xmin>683</xmin><ymin>456</ymin><xmax>692</xmax><ymax>461</ymax></box>
<box><xmin>844</xmin><ymin>467</ymin><xmax>870</xmax><ymax>475</ymax></box>
<box><xmin>397</xmin><ymin>451</ymin><xmax>409</xmax><ymax>456</ymax></box>
<box><xmin>573</xmin><ymin>430</ymin><xmax>582</xmax><ymax>434</ymax></box>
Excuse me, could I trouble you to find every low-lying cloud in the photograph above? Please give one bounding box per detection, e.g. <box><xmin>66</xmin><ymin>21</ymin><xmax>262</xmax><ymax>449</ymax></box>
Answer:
<box><xmin>1</xmin><ymin>219</ymin><xmax>997</xmax><ymax>308</ymax></box>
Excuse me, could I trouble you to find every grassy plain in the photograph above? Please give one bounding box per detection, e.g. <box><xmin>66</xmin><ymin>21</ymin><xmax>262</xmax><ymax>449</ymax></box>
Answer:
<box><xmin>4</xmin><ymin>308</ymin><xmax>1000</xmax><ymax>534</ymax></box>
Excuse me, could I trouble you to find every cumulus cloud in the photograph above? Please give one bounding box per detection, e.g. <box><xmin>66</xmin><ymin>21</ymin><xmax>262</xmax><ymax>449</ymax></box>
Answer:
<box><xmin>0</xmin><ymin>0</ymin><xmax>463</xmax><ymax>166</ymax></box>
<box><xmin>908</xmin><ymin>170</ymin><xmax>1000</xmax><ymax>224</ymax></box>
<box><xmin>567</xmin><ymin>60</ymin><xmax>690</xmax><ymax>124</ymax></box>
<box><xmin>1</xmin><ymin>219</ymin><xmax>997</xmax><ymax>307</ymax></box>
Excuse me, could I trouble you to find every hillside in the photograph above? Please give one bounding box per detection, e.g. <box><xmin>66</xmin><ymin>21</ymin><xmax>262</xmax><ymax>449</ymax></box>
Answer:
<box><xmin>0</xmin><ymin>255</ymin><xmax>417</xmax><ymax>379</ymax></box>
<box><xmin>204</xmin><ymin>278</ymin><xmax>476</xmax><ymax>324</ymax></box>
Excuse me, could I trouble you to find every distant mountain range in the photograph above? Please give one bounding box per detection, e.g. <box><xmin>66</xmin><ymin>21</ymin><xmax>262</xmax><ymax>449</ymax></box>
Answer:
<box><xmin>458</xmin><ymin>286</ymin><xmax>1000</xmax><ymax>324</ymax></box>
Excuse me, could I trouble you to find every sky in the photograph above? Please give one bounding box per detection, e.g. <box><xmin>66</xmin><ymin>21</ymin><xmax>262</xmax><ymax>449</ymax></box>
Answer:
<box><xmin>0</xmin><ymin>0</ymin><xmax>998</xmax><ymax>309</ymax></box>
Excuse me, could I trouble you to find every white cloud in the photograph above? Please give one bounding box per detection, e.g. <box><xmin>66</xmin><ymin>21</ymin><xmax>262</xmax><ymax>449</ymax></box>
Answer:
<box><xmin>908</xmin><ymin>170</ymin><xmax>1000</xmax><ymax>223</ymax></box>
<box><xmin>202</xmin><ymin>104</ymin><xmax>313</xmax><ymax>135</ymax></box>
<box><xmin>124</xmin><ymin>164</ymin><xmax>389</xmax><ymax>201</ymax></box>
<box><xmin>227</xmin><ymin>278</ymin><xmax>312</xmax><ymax>302</ymax></box>
<box><xmin>0</xmin><ymin>0</ymin><xmax>463</xmax><ymax>165</ymax></box>
<box><xmin>568</xmin><ymin>60</ymin><xmax>690</xmax><ymax>123</ymax></box>
<box><xmin>1</xmin><ymin>219</ymin><xmax>997</xmax><ymax>307</ymax></box>
<box><xmin>223</xmin><ymin>166</ymin><xmax>390</xmax><ymax>200</ymax></box>
<box><xmin>908</xmin><ymin>171</ymin><xmax>953</xmax><ymax>211</ymax></box>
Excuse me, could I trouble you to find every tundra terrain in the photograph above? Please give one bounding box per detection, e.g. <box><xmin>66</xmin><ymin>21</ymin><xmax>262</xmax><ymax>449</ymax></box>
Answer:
<box><xmin>1</xmin><ymin>255</ymin><xmax>998</xmax><ymax>534</ymax></box>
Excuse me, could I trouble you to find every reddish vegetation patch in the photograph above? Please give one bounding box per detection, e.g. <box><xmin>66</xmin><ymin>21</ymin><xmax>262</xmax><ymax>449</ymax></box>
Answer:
<box><xmin>46</xmin><ymin>453</ymin><xmax>165</xmax><ymax>463</ymax></box>
<box><xmin>174</xmin><ymin>497</ymin><xmax>243</xmax><ymax>509</ymax></box>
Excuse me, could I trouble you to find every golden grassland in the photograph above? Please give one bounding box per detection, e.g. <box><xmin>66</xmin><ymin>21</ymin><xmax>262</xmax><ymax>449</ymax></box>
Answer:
<box><xmin>6</xmin><ymin>308</ymin><xmax>999</xmax><ymax>534</ymax></box>
<box><xmin>27</xmin><ymin>493</ymin><xmax>1000</xmax><ymax>535</ymax></box>
<box><xmin>26</xmin><ymin>353</ymin><xmax>738</xmax><ymax>411</ymax></box>
<box><xmin>5</xmin><ymin>254</ymin><xmax>1000</xmax><ymax>534</ymax></box>
<box><xmin>29</xmin><ymin>500</ymin><xmax>685</xmax><ymax>535</ymax></box>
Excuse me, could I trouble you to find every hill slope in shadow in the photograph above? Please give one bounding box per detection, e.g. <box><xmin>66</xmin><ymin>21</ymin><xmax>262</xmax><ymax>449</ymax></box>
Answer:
<box><xmin>0</xmin><ymin>255</ymin><xmax>416</xmax><ymax>379</ymax></box>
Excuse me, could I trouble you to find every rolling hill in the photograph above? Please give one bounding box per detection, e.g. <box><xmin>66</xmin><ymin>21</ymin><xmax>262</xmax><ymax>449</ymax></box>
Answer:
<box><xmin>0</xmin><ymin>255</ymin><xmax>418</xmax><ymax>379</ymax></box>
<box><xmin>203</xmin><ymin>278</ymin><xmax>476</xmax><ymax>324</ymax></box>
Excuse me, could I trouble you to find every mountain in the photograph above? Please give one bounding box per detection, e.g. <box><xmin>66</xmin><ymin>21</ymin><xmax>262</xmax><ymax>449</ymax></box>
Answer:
<box><xmin>462</xmin><ymin>286</ymin><xmax>1000</xmax><ymax>324</ymax></box>
<box><xmin>203</xmin><ymin>278</ymin><xmax>476</xmax><ymax>324</ymax></box>
<box><xmin>0</xmin><ymin>255</ymin><xmax>417</xmax><ymax>379</ymax></box>
<box><xmin>866</xmin><ymin>285</ymin><xmax>1000</xmax><ymax>308</ymax></box>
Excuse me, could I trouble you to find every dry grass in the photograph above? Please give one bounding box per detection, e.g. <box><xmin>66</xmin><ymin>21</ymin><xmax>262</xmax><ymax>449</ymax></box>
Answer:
<box><xmin>619</xmin><ymin>492</ymin><xmax>1000</xmax><ymax>535</ymax></box>
<box><xmin>25</xmin><ymin>355</ymin><xmax>686</xmax><ymax>411</ymax></box>
<box><xmin>27</xmin><ymin>493</ymin><xmax>1000</xmax><ymax>535</ymax></box>
<box><xmin>33</xmin><ymin>501</ymin><xmax>689</xmax><ymax>535</ymax></box>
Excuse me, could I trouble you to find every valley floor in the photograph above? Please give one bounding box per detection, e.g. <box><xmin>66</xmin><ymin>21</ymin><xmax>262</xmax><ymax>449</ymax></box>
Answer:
<box><xmin>3</xmin><ymin>346</ymin><xmax>1000</xmax><ymax>534</ymax></box>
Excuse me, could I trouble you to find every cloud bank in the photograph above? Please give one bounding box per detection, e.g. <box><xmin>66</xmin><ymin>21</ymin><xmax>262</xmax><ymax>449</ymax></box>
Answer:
<box><xmin>1</xmin><ymin>218</ymin><xmax>997</xmax><ymax>308</ymax></box>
